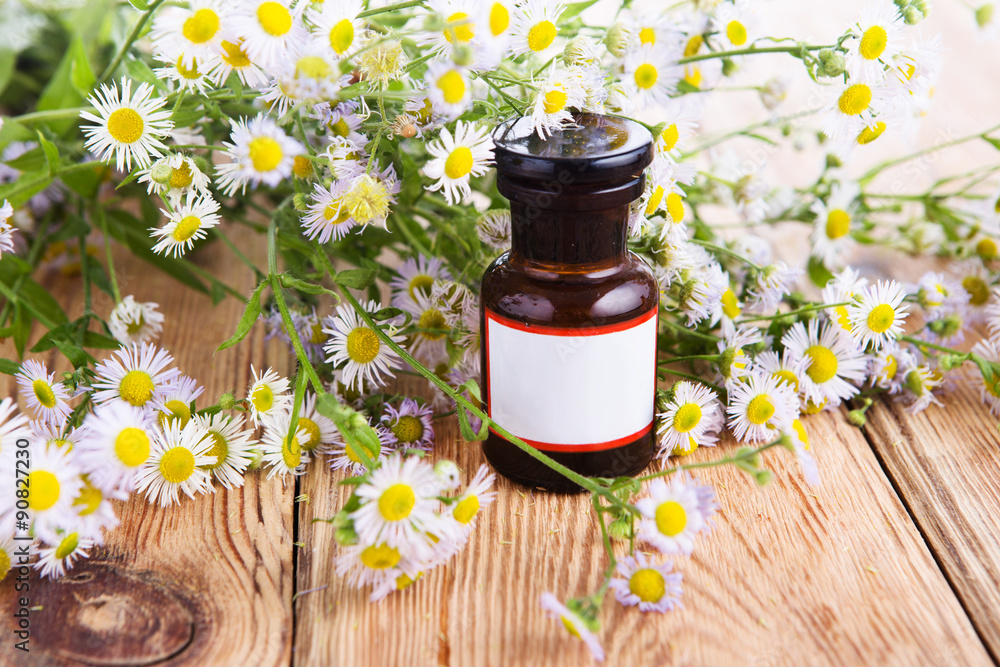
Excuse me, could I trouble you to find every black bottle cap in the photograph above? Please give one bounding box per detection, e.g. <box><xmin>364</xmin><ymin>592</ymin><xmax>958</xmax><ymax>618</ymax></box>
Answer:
<box><xmin>492</xmin><ymin>113</ymin><xmax>654</xmax><ymax>209</ymax></box>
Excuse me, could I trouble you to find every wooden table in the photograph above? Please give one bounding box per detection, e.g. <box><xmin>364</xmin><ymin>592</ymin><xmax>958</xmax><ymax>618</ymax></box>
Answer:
<box><xmin>4</xmin><ymin>3</ymin><xmax>1000</xmax><ymax>665</ymax></box>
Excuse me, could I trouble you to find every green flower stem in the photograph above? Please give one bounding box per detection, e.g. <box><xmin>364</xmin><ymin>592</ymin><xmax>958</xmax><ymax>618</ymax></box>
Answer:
<box><xmin>635</xmin><ymin>439</ymin><xmax>783</xmax><ymax>483</ymax></box>
<box><xmin>689</xmin><ymin>238</ymin><xmax>762</xmax><ymax>271</ymax></box>
<box><xmin>13</xmin><ymin>107</ymin><xmax>93</xmax><ymax>125</ymax></box>
<box><xmin>900</xmin><ymin>334</ymin><xmax>970</xmax><ymax>358</ymax></box>
<box><xmin>657</xmin><ymin>368</ymin><xmax>726</xmax><ymax>396</ymax></box>
<box><xmin>358</xmin><ymin>0</ymin><xmax>425</xmax><ymax>18</ymax></box>
<box><xmin>659</xmin><ymin>354</ymin><xmax>720</xmax><ymax>365</ymax></box>
<box><xmin>337</xmin><ymin>285</ymin><xmax>636</xmax><ymax>511</ymax></box>
<box><xmin>677</xmin><ymin>43</ymin><xmax>834</xmax><ymax>65</ymax></box>
<box><xmin>736</xmin><ymin>301</ymin><xmax>851</xmax><ymax>323</ymax></box>
<box><xmin>0</xmin><ymin>215</ymin><xmax>54</xmax><ymax>327</ymax></box>
<box><xmin>859</xmin><ymin>121</ymin><xmax>1000</xmax><ymax>185</ymax></box>
<box><xmin>98</xmin><ymin>0</ymin><xmax>169</xmax><ymax>86</ymax></box>
<box><xmin>212</xmin><ymin>226</ymin><xmax>266</xmax><ymax>281</ymax></box>
<box><xmin>660</xmin><ymin>317</ymin><xmax>721</xmax><ymax>343</ymax></box>
<box><xmin>94</xmin><ymin>206</ymin><xmax>122</xmax><ymax>304</ymax></box>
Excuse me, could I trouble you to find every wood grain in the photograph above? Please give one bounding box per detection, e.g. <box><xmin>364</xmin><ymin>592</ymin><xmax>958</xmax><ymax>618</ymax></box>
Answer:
<box><xmin>294</xmin><ymin>385</ymin><xmax>990</xmax><ymax>666</ymax></box>
<box><xmin>0</xmin><ymin>229</ymin><xmax>294</xmax><ymax>666</ymax></box>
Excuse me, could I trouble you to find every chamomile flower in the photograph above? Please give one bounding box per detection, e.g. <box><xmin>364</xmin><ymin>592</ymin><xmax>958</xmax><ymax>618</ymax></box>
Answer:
<box><xmin>108</xmin><ymin>295</ymin><xmax>165</xmax><ymax>346</ymax></box>
<box><xmin>137</xmin><ymin>154</ymin><xmax>211</xmax><ymax>202</ymax></box>
<box><xmin>810</xmin><ymin>183</ymin><xmax>860</xmax><ymax>269</ymax></box>
<box><xmin>230</xmin><ymin>0</ymin><xmax>306</xmax><ymax>70</ymax></box>
<box><xmin>622</xmin><ymin>8</ymin><xmax>678</xmax><ymax>49</ymax></box>
<box><xmin>477</xmin><ymin>209</ymin><xmax>511</xmax><ymax>250</ymax></box>
<box><xmin>823</xmin><ymin>266</ymin><xmax>868</xmax><ymax>332</ymax></box>
<box><xmin>821</xmin><ymin>78</ymin><xmax>895</xmax><ymax>143</ymax></box>
<box><xmin>870</xmin><ymin>344</ymin><xmax>911</xmax><ymax>393</ymax></box>
<box><xmin>726</xmin><ymin>371</ymin><xmax>799</xmax><ymax>443</ymax></box>
<box><xmin>528</xmin><ymin>68</ymin><xmax>586</xmax><ymax>139</ymax></box>
<box><xmin>35</xmin><ymin>533</ymin><xmax>94</xmax><ymax>579</ymax></box>
<box><xmin>30</xmin><ymin>421</ymin><xmax>79</xmax><ymax>452</ymax></box>
<box><xmin>951</xmin><ymin>259</ymin><xmax>995</xmax><ymax>322</ymax></box>
<box><xmin>154</xmin><ymin>50</ymin><xmax>213</xmax><ymax>94</ymax></box>
<box><xmin>510</xmin><ymin>0</ymin><xmax>565</xmax><ymax>57</ymax></box>
<box><xmin>339</xmin><ymin>169</ymin><xmax>400</xmax><ymax>229</ymax></box>
<box><xmin>16</xmin><ymin>359</ymin><xmax>71</xmax><ymax>425</ymax></box>
<box><xmin>77</xmin><ymin>402</ymin><xmax>157</xmax><ymax>492</ymax></box>
<box><xmin>446</xmin><ymin>464</ymin><xmax>496</xmax><ymax>535</ymax></box>
<box><xmin>746</xmin><ymin>262</ymin><xmax>802</xmax><ymax>313</ymax></box>
<box><xmin>92</xmin><ymin>342</ymin><xmax>180</xmax><ymax>409</ymax></box>
<box><xmin>259</xmin><ymin>47</ymin><xmax>348</xmax><ymax>117</ymax></box>
<box><xmin>301</xmin><ymin>179</ymin><xmax>357</xmax><ymax>243</ymax></box>
<box><xmin>335</xmin><ymin>540</ymin><xmax>417</xmax><ymax>590</ymax></box>
<box><xmin>80</xmin><ymin>77</ymin><xmax>173</xmax><ymax>172</ymax></box>
<box><xmin>135</xmin><ymin>421</ymin><xmax>215</xmax><ymax>507</ymax></box>
<box><xmin>622</xmin><ymin>43</ymin><xmax>681</xmax><ymax>111</ymax></box>
<box><xmin>539</xmin><ymin>593</ymin><xmax>605</xmax><ymax>661</ymax></box>
<box><xmin>191</xmin><ymin>413</ymin><xmax>257</xmax><ymax>489</ymax></box>
<box><xmin>422</xmin><ymin>0</ymin><xmax>483</xmax><ymax>56</ymax></box>
<box><xmin>425</xmin><ymin>61</ymin><xmax>473</xmax><ymax>120</ymax></box>
<box><xmin>677</xmin><ymin>260</ymin><xmax>728</xmax><ymax>326</ymax></box>
<box><xmin>207</xmin><ymin>39</ymin><xmax>268</xmax><ymax>88</ymax></box>
<box><xmin>71</xmin><ymin>475</ymin><xmax>124</xmax><ymax>543</ymax></box>
<box><xmin>327</xmin><ymin>420</ymin><xmax>383</xmax><ymax>475</ymax></box>
<box><xmin>635</xmin><ymin>472</ymin><xmax>717</xmax><ymax>556</ymax></box>
<box><xmin>150</xmin><ymin>191</ymin><xmax>221</xmax><ymax>258</ymax></box>
<box><xmin>247</xmin><ymin>365</ymin><xmax>292</xmax><ymax>427</ymax></box>
<box><xmin>844</xmin><ymin>1</ymin><xmax>905</xmax><ymax>83</ymax></box>
<box><xmin>259</xmin><ymin>412</ymin><xmax>310</xmax><ymax>480</ymax></box>
<box><xmin>151</xmin><ymin>0</ymin><xmax>226</xmax><ymax>68</ymax></box>
<box><xmin>307</xmin><ymin>0</ymin><xmax>364</xmax><ymax>59</ymax></box>
<box><xmin>323</xmin><ymin>300</ymin><xmax>406</xmax><ymax>391</ymax></box>
<box><xmin>900</xmin><ymin>362</ymin><xmax>944</xmax><ymax>413</ymax></box>
<box><xmin>711</xmin><ymin>0</ymin><xmax>757</xmax><ymax>51</ymax></box>
<box><xmin>785</xmin><ymin>418</ymin><xmax>820</xmax><ymax>487</ymax></box>
<box><xmin>755</xmin><ymin>349</ymin><xmax>806</xmax><ymax>398</ymax></box>
<box><xmin>656</xmin><ymin>381</ymin><xmax>722</xmax><ymax>458</ymax></box>
<box><xmin>380</xmin><ymin>399</ymin><xmax>435</xmax><ymax>451</ymax></box>
<box><xmin>847</xmin><ymin>280</ymin><xmax>909</xmax><ymax>351</ymax></box>
<box><xmin>321</xmin><ymin>105</ymin><xmax>367</xmax><ymax>148</ymax></box>
<box><xmin>216</xmin><ymin>115</ymin><xmax>305</xmax><ymax>196</ymax></box>
<box><xmin>407</xmin><ymin>291</ymin><xmax>452</xmax><ymax>367</ymax></box>
<box><xmin>655</xmin><ymin>97</ymin><xmax>701</xmax><ymax>159</ymax></box>
<box><xmin>294</xmin><ymin>393</ymin><xmax>339</xmax><ymax>453</ymax></box>
<box><xmin>390</xmin><ymin>255</ymin><xmax>453</xmax><ymax>313</ymax></box>
<box><xmin>781</xmin><ymin>319</ymin><xmax>867</xmax><ymax>407</ymax></box>
<box><xmin>715</xmin><ymin>325</ymin><xmax>761</xmax><ymax>388</ymax></box>
<box><xmin>352</xmin><ymin>454</ymin><xmax>444</xmax><ymax>557</ymax></box>
<box><xmin>0</xmin><ymin>440</ymin><xmax>83</xmax><ymax>544</ymax></box>
<box><xmin>609</xmin><ymin>552</ymin><xmax>683</xmax><ymax>613</ymax></box>
<box><xmin>152</xmin><ymin>375</ymin><xmax>204</xmax><ymax>428</ymax></box>
<box><xmin>423</xmin><ymin>121</ymin><xmax>495</xmax><ymax>205</ymax></box>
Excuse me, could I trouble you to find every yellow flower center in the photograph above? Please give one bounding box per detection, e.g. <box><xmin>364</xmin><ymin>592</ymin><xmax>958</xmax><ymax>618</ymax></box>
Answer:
<box><xmin>169</xmin><ymin>162</ymin><xmax>194</xmax><ymax>189</ymax></box>
<box><xmin>838</xmin><ymin>84</ymin><xmax>872</xmax><ymax>116</ymax></box>
<box><xmin>963</xmin><ymin>276</ymin><xmax>990</xmax><ymax>306</ymax></box>
<box><xmin>159</xmin><ymin>399</ymin><xmax>192</xmax><ymax>427</ymax></box>
<box><xmin>183</xmin><ymin>8</ymin><xmax>220</xmax><ymax>44</ymax></box>
<box><xmin>221</xmin><ymin>40</ymin><xmax>251</xmax><ymax>68</ymax></box>
<box><xmin>654</xmin><ymin>500</ymin><xmax>687</xmax><ymax>537</ymax></box>
<box><xmin>660</xmin><ymin>123</ymin><xmax>679</xmax><ymax>152</ymax></box>
<box><xmin>256</xmin><ymin>2</ymin><xmax>292</xmax><ymax>37</ymax></box>
<box><xmin>159</xmin><ymin>446</ymin><xmax>196</xmax><ymax>484</ymax></box>
<box><xmin>773</xmin><ymin>369</ymin><xmax>799</xmax><ymax>391</ymax></box>
<box><xmin>857</xmin><ymin>121</ymin><xmax>887</xmax><ymax>145</ymax></box>
<box><xmin>665</xmin><ymin>192</ymin><xmax>684</xmax><ymax>223</ymax></box>
<box><xmin>527</xmin><ymin>20</ymin><xmax>556</xmax><ymax>52</ymax></box>
<box><xmin>866</xmin><ymin>303</ymin><xmax>896</xmax><ymax>334</ymax></box>
<box><xmin>672</xmin><ymin>403</ymin><xmax>702</xmax><ymax>433</ymax></box>
<box><xmin>115</xmin><ymin>427</ymin><xmax>150</xmax><ymax>467</ymax></box>
<box><xmin>634</xmin><ymin>63</ymin><xmax>658</xmax><ymax>90</ymax></box>
<box><xmin>644</xmin><ymin>185</ymin><xmax>665</xmax><ymax>217</ymax></box>
<box><xmin>282</xmin><ymin>433</ymin><xmax>302</xmax><ymax>469</ymax></box>
<box><xmin>418</xmin><ymin>308</ymin><xmax>447</xmax><ymax>340</ymax></box>
<box><xmin>453</xmin><ymin>495</ymin><xmax>480</xmax><ymax>524</ymax></box>
<box><xmin>835</xmin><ymin>305</ymin><xmax>851</xmax><ymax>330</ymax></box>
<box><xmin>746</xmin><ymin>394</ymin><xmax>775</xmax><ymax>425</ymax></box>
<box><xmin>27</xmin><ymin>470</ymin><xmax>60</xmax><ymax>511</ymax></box>
<box><xmin>120</xmin><ymin>370</ymin><xmax>154</xmax><ymax>406</ymax></box>
<box><xmin>346</xmin><ymin>327</ymin><xmax>381</xmax><ymax>363</ymax></box>
<box><xmin>298</xmin><ymin>417</ymin><xmax>322</xmax><ymax>451</ymax></box>
<box><xmin>55</xmin><ymin>533</ymin><xmax>79</xmax><ymax>560</ymax></box>
<box><xmin>859</xmin><ymin>25</ymin><xmax>888</xmax><ymax>61</ymax></box>
<box><xmin>296</xmin><ymin>55</ymin><xmax>332</xmax><ymax>79</ymax></box>
<box><xmin>0</xmin><ymin>549</ymin><xmax>10</xmax><ymax>581</ymax></box>
<box><xmin>175</xmin><ymin>57</ymin><xmax>201</xmax><ymax>80</ymax></box>
<box><xmin>204</xmin><ymin>432</ymin><xmax>228</xmax><ymax>469</ymax></box>
<box><xmin>378</xmin><ymin>483</ymin><xmax>416</xmax><ymax>521</ymax></box>
<box><xmin>684</xmin><ymin>34</ymin><xmax>703</xmax><ymax>57</ymax></box>
<box><xmin>32</xmin><ymin>379</ymin><xmax>57</xmax><ymax>409</ymax></box>
<box><xmin>881</xmin><ymin>355</ymin><xmax>898</xmax><ymax>381</ymax></box>
<box><xmin>172</xmin><ymin>215</ymin><xmax>202</xmax><ymax>243</ymax></box>
<box><xmin>251</xmin><ymin>383</ymin><xmax>274</xmax><ymax>412</ymax></box>
<box><xmin>792</xmin><ymin>419</ymin><xmax>809</xmax><ymax>448</ymax></box>
<box><xmin>330</xmin><ymin>18</ymin><xmax>355</xmax><ymax>54</ymax></box>
<box><xmin>74</xmin><ymin>479</ymin><xmax>103</xmax><ymax>516</ymax></box>
<box><xmin>391</xmin><ymin>415</ymin><xmax>424</xmax><ymax>444</ymax></box>
<box><xmin>437</xmin><ymin>69</ymin><xmax>466</xmax><ymax>104</ymax></box>
<box><xmin>360</xmin><ymin>543</ymin><xmax>401</xmax><ymax>569</ymax></box>
<box><xmin>721</xmin><ymin>288</ymin><xmax>741</xmax><ymax>319</ymax></box>
<box><xmin>408</xmin><ymin>275</ymin><xmax>434</xmax><ymax>300</ymax></box>
<box><xmin>445</xmin><ymin>11</ymin><xmax>475</xmax><ymax>43</ymax></box>
<box><xmin>322</xmin><ymin>199</ymin><xmax>351</xmax><ymax>227</ymax></box>
<box><xmin>629</xmin><ymin>568</ymin><xmax>666</xmax><ymax>602</ymax></box>
<box><xmin>444</xmin><ymin>146</ymin><xmax>474</xmax><ymax>179</ymax></box>
<box><xmin>345</xmin><ymin>437</ymin><xmax>378</xmax><ymax>464</ymax></box>
<box><xmin>726</xmin><ymin>20</ymin><xmax>747</xmax><ymax>46</ymax></box>
<box><xmin>543</xmin><ymin>88</ymin><xmax>568</xmax><ymax>114</ymax></box>
<box><xmin>248</xmin><ymin>137</ymin><xmax>283</xmax><ymax>173</ymax></box>
<box><xmin>330</xmin><ymin>118</ymin><xmax>351</xmax><ymax>137</ymax></box>
<box><xmin>805</xmin><ymin>345</ymin><xmax>838</xmax><ymax>384</ymax></box>
<box><xmin>683</xmin><ymin>65</ymin><xmax>702</xmax><ymax>88</ymax></box>
<box><xmin>826</xmin><ymin>209</ymin><xmax>851</xmax><ymax>239</ymax></box>
<box><xmin>489</xmin><ymin>2</ymin><xmax>509</xmax><ymax>35</ymax></box>
<box><xmin>561</xmin><ymin>616</ymin><xmax>582</xmax><ymax>638</ymax></box>
<box><xmin>639</xmin><ymin>27</ymin><xmax>656</xmax><ymax>44</ymax></box>
<box><xmin>977</xmin><ymin>238</ymin><xmax>997</xmax><ymax>260</ymax></box>
<box><xmin>106</xmin><ymin>108</ymin><xmax>145</xmax><ymax>144</ymax></box>
<box><xmin>802</xmin><ymin>398</ymin><xmax>827</xmax><ymax>415</ymax></box>
<box><xmin>293</xmin><ymin>155</ymin><xmax>313</xmax><ymax>178</ymax></box>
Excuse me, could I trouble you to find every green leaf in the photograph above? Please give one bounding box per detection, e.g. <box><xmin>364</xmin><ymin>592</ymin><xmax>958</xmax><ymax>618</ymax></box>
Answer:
<box><xmin>124</xmin><ymin>57</ymin><xmax>157</xmax><ymax>87</ymax></box>
<box><xmin>37</xmin><ymin>131</ymin><xmax>61</xmax><ymax>174</ymax></box>
<box><xmin>334</xmin><ymin>267</ymin><xmax>379</xmax><ymax>289</ymax></box>
<box><xmin>0</xmin><ymin>170</ymin><xmax>53</xmax><ymax>208</ymax></box>
<box><xmin>806</xmin><ymin>256</ymin><xmax>834</xmax><ymax>288</ymax></box>
<box><xmin>69</xmin><ymin>45</ymin><xmax>97</xmax><ymax>100</ymax></box>
<box><xmin>983</xmin><ymin>136</ymin><xmax>1000</xmax><ymax>152</ymax></box>
<box><xmin>3</xmin><ymin>147</ymin><xmax>45</xmax><ymax>173</ymax></box>
<box><xmin>0</xmin><ymin>358</ymin><xmax>22</xmax><ymax>375</ymax></box>
<box><xmin>216</xmin><ymin>280</ymin><xmax>267</xmax><ymax>351</ymax></box>
<box><xmin>0</xmin><ymin>49</ymin><xmax>16</xmax><ymax>98</ymax></box>
<box><xmin>560</xmin><ymin>0</ymin><xmax>601</xmax><ymax>21</ymax></box>
<box><xmin>128</xmin><ymin>0</ymin><xmax>149</xmax><ymax>9</ymax></box>
<box><xmin>12</xmin><ymin>304</ymin><xmax>30</xmax><ymax>359</ymax></box>
<box><xmin>82</xmin><ymin>330</ymin><xmax>121</xmax><ymax>349</ymax></box>
<box><xmin>36</xmin><ymin>36</ymin><xmax>92</xmax><ymax>136</ymax></box>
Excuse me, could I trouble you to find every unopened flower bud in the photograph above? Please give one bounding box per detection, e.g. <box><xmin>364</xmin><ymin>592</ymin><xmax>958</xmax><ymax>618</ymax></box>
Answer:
<box><xmin>434</xmin><ymin>460</ymin><xmax>461</xmax><ymax>490</ymax></box>
<box><xmin>217</xmin><ymin>391</ymin><xmax>236</xmax><ymax>410</ymax></box>
<box><xmin>722</xmin><ymin>58</ymin><xmax>738</xmax><ymax>77</ymax></box>
<box><xmin>911</xmin><ymin>0</ymin><xmax>930</xmax><ymax>16</ymax></box>
<box><xmin>293</xmin><ymin>193</ymin><xmax>309</xmax><ymax>211</ymax></box>
<box><xmin>826</xmin><ymin>153</ymin><xmax>843</xmax><ymax>169</ymax></box>
<box><xmin>192</xmin><ymin>155</ymin><xmax>211</xmax><ymax>175</ymax></box>
<box><xmin>605</xmin><ymin>22</ymin><xmax>629</xmax><ymax>57</ymax></box>
<box><xmin>608</xmin><ymin>515</ymin><xmax>634</xmax><ymax>541</ymax></box>
<box><xmin>817</xmin><ymin>49</ymin><xmax>846</xmax><ymax>77</ymax></box>
<box><xmin>755</xmin><ymin>470</ymin><xmax>773</xmax><ymax>486</ymax></box>
<box><xmin>903</xmin><ymin>6</ymin><xmax>924</xmax><ymax>23</ymax></box>
<box><xmin>847</xmin><ymin>409</ymin><xmax>867</xmax><ymax>427</ymax></box>
<box><xmin>248</xmin><ymin>447</ymin><xmax>264</xmax><ymax>470</ymax></box>
<box><xmin>564</xmin><ymin>35</ymin><xmax>597</xmax><ymax>66</ymax></box>
<box><xmin>150</xmin><ymin>162</ymin><xmax>173</xmax><ymax>185</ymax></box>
<box><xmin>976</xmin><ymin>3</ymin><xmax>994</xmax><ymax>28</ymax></box>
<box><xmin>452</xmin><ymin>44</ymin><xmax>475</xmax><ymax>67</ymax></box>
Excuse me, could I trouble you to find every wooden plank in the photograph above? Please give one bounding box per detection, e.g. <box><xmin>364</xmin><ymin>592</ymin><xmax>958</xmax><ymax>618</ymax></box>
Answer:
<box><xmin>0</xmin><ymin>231</ymin><xmax>294</xmax><ymax>666</ymax></box>
<box><xmin>294</xmin><ymin>387</ymin><xmax>990</xmax><ymax>665</ymax></box>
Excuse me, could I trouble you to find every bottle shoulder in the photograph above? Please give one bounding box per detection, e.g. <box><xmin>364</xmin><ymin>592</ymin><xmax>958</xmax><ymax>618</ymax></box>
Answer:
<box><xmin>481</xmin><ymin>252</ymin><xmax>658</xmax><ymax>327</ymax></box>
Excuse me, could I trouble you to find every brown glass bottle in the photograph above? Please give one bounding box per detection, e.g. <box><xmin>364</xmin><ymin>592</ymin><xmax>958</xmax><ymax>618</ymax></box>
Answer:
<box><xmin>480</xmin><ymin>113</ymin><xmax>658</xmax><ymax>492</ymax></box>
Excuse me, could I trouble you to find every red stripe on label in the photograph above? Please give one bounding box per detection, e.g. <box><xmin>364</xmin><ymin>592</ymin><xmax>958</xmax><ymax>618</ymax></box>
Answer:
<box><xmin>485</xmin><ymin>307</ymin><xmax>657</xmax><ymax>337</ymax></box>
<box><xmin>488</xmin><ymin>421</ymin><xmax>654</xmax><ymax>453</ymax></box>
